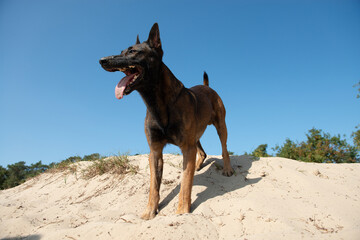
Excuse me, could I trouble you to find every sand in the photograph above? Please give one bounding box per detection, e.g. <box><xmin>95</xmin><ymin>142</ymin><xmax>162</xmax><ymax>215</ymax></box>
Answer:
<box><xmin>1</xmin><ymin>154</ymin><xmax>359</xmax><ymax>240</ymax></box>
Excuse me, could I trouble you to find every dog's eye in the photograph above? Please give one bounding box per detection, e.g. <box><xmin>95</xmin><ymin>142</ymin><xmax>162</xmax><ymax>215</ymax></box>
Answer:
<box><xmin>128</xmin><ymin>49</ymin><xmax>136</xmax><ymax>54</ymax></box>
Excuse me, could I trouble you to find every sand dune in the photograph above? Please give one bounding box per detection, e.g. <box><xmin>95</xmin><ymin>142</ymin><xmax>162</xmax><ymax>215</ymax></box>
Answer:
<box><xmin>1</xmin><ymin>155</ymin><xmax>359</xmax><ymax>239</ymax></box>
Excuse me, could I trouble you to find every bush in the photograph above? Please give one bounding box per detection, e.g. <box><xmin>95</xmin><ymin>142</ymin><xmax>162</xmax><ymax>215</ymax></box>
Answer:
<box><xmin>274</xmin><ymin>128</ymin><xmax>358</xmax><ymax>163</ymax></box>
<box><xmin>352</xmin><ymin>128</ymin><xmax>360</xmax><ymax>151</ymax></box>
<box><xmin>82</xmin><ymin>153</ymin><xmax>101</xmax><ymax>161</ymax></box>
<box><xmin>251</xmin><ymin>144</ymin><xmax>270</xmax><ymax>158</ymax></box>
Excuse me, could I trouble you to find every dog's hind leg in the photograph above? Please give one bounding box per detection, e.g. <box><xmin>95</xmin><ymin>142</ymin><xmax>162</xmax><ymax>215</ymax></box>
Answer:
<box><xmin>195</xmin><ymin>141</ymin><xmax>207</xmax><ymax>171</ymax></box>
<box><xmin>141</xmin><ymin>142</ymin><xmax>165</xmax><ymax>220</ymax></box>
<box><xmin>213</xmin><ymin>114</ymin><xmax>234</xmax><ymax>177</ymax></box>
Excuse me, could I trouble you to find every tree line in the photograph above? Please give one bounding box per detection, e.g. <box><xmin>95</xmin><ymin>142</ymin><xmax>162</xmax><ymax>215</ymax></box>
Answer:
<box><xmin>0</xmin><ymin>153</ymin><xmax>102</xmax><ymax>190</ymax></box>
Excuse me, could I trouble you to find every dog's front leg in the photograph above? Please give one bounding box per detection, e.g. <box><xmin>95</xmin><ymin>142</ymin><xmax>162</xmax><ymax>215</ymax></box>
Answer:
<box><xmin>141</xmin><ymin>146</ymin><xmax>164</xmax><ymax>220</ymax></box>
<box><xmin>177</xmin><ymin>145</ymin><xmax>197</xmax><ymax>214</ymax></box>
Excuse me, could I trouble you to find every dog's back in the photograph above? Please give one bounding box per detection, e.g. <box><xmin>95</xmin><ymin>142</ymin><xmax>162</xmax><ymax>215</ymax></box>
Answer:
<box><xmin>190</xmin><ymin>72</ymin><xmax>226</xmax><ymax>128</ymax></box>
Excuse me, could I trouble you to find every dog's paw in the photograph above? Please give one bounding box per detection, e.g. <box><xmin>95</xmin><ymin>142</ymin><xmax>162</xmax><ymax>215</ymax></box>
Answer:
<box><xmin>176</xmin><ymin>207</ymin><xmax>191</xmax><ymax>215</ymax></box>
<box><xmin>222</xmin><ymin>166</ymin><xmax>234</xmax><ymax>177</ymax></box>
<box><xmin>176</xmin><ymin>202</ymin><xmax>191</xmax><ymax>215</ymax></box>
<box><xmin>141</xmin><ymin>210</ymin><xmax>156</xmax><ymax>220</ymax></box>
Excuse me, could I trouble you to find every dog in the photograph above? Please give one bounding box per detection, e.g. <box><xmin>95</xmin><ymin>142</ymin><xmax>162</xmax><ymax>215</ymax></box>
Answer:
<box><xmin>99</xmin><ymin>23</ymin><xmax>234</xmax><ymax>220</ymax></box>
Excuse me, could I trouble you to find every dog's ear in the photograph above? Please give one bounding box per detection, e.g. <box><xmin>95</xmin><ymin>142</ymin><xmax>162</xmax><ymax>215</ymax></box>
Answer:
<box><xmin>136</xmin><ymin>35</ymin><xmax>140</xmax><ymax>44</ymax></box>
<box><xmin>148</xmin><ymin>23</ymin><xmax>163</xmax><ymax>57</ymax></box>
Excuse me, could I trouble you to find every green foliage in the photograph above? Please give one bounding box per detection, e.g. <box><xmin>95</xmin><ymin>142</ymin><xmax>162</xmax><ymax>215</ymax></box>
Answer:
<box><xmin>352</xmin><ymin>127</ymin><xmax>360</xmax><ymax>151</ymax></box>
<box><xmin>3</xmin><ymin>161</ymin><xmax>28</xmax><ymax>189</ymax></box>
<box><xmin>0</xmin><ymin>166</ymin><xmax>8</xmax><ymax>190</ymax></box>
<box><xmin>228</xmin><ymin>150</ymin><xmax>235</xmax><ymax>156</ymax></box>
<box><xmin>82</xmin><ymin>153</ymin><xmax>101</xmax><ymax>161</ymax></box>
<box><xmin>272</xmin><ymin>139</ymin><xmax>298</xmax><ymax>160</ymax></box>
<box><xmin>251</xmin><ymin>144</ymin><xmax>270</xmax><ymax>157</ymax></box>
<box><xmin>0</xmin><ymin>153</ymin><xmax>104</xmax><ymax>190</ymax></box>
<box><xmin>27</xmin><ymin>161</ymin><xmax>49</xmax><ymax>178</ymax></box>
<box><xmin>0</xmin><ymin>161</ymin><xmax>50</xmax><ymax>189</ymax></box>
<box><xmin>351</xmin><ymin>81</ymin><xmax>360</xmax><ymax>155</ymax></box>
<box><xmin>275</xmin><ymin>128</ymin><xmax>359</xmax><ymax>163</ymax></box>
<box><xmin>65</xmin><ymin>155</ymin><xmax>82</xmax><ymax>163</ymax></box>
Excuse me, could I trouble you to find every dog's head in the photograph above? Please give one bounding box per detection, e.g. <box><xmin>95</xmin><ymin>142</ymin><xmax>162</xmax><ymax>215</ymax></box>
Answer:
<box><xmin>99</xmin><ymin>23</ymin><xmax>163</xmax><ymax>99</ymax></box>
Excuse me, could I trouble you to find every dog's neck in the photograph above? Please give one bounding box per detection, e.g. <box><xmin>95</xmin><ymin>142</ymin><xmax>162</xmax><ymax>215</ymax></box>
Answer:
<box><xmin>138</xmin><ymin>63</ymin><xmax>184</xmax><ymax>129</ymax></box>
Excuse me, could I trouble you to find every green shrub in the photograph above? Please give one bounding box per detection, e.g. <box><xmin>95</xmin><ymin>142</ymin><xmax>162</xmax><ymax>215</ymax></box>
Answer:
<box><xmin>274</xmin><ymin>128</ymin><xmax>358</xmax><ymax>163</ymax></box>
<box><xmin>251</xmin><ymin>144</ymin><xmax>270</xmax><ymax>158</ymax></box>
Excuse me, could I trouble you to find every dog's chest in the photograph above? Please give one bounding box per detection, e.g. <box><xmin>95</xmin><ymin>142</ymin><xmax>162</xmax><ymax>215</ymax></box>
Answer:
<box><xmin>147</xmin><ymin>119</ymin><xmax>184</xmax><ymax>146</ymax></box>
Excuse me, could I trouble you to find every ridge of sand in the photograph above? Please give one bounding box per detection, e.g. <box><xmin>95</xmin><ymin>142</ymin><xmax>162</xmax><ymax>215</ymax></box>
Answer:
<box><xmin>1</xmin><ymin>155</ymin><xmax>359</xmax><ymax>239</ymax></box>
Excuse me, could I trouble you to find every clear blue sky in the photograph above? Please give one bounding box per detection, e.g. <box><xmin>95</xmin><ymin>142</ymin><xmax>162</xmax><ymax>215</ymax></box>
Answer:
<box><xmin>1</xmin><ymin>0</ymin><xmax>359</xmax><ymax>167</ymax></box>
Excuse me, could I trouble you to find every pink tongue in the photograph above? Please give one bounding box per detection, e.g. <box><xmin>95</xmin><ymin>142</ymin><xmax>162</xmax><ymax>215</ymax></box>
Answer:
<box><xmin>115</xmin><ymin>73</ymin><xmax>136</xmax><ymax>99</ymax></box>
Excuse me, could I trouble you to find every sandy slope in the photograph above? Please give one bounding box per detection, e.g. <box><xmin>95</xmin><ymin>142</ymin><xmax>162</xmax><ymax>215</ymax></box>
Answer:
<box><xmin>1</xmin><ymin>155</ymin><xmax>359</xmax><ymax>240</ymax></box>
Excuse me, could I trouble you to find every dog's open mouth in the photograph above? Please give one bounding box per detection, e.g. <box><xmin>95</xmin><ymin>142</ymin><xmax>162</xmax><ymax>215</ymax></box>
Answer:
<box><xmin>115</xmin><ymin>65</ymin><xmax>142</xmax><ymax>99</ymax></box>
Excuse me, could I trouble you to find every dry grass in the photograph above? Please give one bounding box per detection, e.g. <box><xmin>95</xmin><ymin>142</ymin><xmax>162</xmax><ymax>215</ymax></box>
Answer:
<box><xmin>83</xmin><ymin>154</ymin><xmax>139</xmax><ymax>179</ymax></box>
<box><xmin>46</xmin><ymin>154</ymin><xmax>138</xmax><ymax>180</ymax></box>
<box><xmin>47</xmin><ymin>160</ymin><xmax>78</xmax><ymax>174</ymax></box>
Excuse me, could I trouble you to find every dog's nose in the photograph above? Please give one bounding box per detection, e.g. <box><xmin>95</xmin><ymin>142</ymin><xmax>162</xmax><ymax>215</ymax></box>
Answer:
<box><xmin>99</xmin><ymin>57</ymin><xmax>107</xmax><ymax>65</ymax></box>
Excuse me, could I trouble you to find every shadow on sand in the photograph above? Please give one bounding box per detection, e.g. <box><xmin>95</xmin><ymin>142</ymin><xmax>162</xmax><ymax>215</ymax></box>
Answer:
<box><xmin>1</xmin><ymin>234</ymin><xmax>42</xmax><ymax>240</ymax></box>
<box><xmin>159</xmin><ymin>155</ymin><xmax>262</xmax><ymax>212</ymax></box>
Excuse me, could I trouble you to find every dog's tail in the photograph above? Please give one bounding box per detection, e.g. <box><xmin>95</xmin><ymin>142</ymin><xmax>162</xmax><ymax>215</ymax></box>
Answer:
<box><xmin>203</xmin><ymin>71</ymin><xmax>209</xmax><ymax>86</ymax></box>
